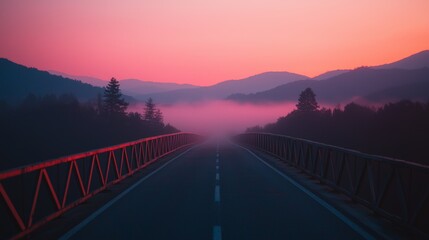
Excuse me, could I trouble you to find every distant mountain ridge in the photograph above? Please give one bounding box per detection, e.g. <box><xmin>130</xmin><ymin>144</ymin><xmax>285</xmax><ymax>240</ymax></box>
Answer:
<box><xmin>227</xmin><ymin>67</ymin><xmax>429</xmax><ymax>104</ymax></box>
<box><xmin>49</xmin><ymin>71</ymin><xmax>198</xmax><ymax>97</ymax></box>
<box><xmin>49</xmin><ymin>71</ymin><xmax>107</xmax><ymax>87</ymax></box>
<box><xmin>141</xmin><ymin>71</ymin><xmax>309</xmax><ymax>104</ymax></box>
<box><xmin>2</xmin><ymin>49</ymin><xmax>428</xmax><ymax>105</ymax></box>
<box><xmin>375</xmin><ymin>50</ymin><xmax>429</xmax><ymax>70</ymax></box>
<box><xmin>0</xmin><ymin>59</ymin><xmax>134</xmax><ymax>104</ymax></box>
<box><xmin>227</xmin><ymin>50</ymin><xmax>429</xmax><ymax>104</ymax></box>
<box><xmin>313</xmin><ymin>70</ymin><xmax>349</xmax><ymax>80</ymax></box>
<box><xmin>312</xmin><ymin>50</ymin><xmax>429</xmax><ymax>80</ymax></box>
<box><xmin>142</xmin><ymin>50</ymin><xmax>429</xmax><ymax>104</ymax></box>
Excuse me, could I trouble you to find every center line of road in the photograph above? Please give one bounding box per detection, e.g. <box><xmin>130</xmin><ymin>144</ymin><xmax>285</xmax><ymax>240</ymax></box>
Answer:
<box><xmin>214</xmin><ymin>185</ymin><xmax>220</xmax><ymax>202</ymax></box>
<box><xmin>213</xmin><ymin>225</ymin><xmax>222</xmax><ymax>240</ymax></box>
<box><xmin>213</xmin><ymin>144</ymin><xmax>222</xmax><ymax>240</ymax></box>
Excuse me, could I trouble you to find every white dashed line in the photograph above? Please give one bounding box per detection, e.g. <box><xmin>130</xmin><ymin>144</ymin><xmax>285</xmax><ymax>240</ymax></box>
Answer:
<box><xmin>214</xmin><ymin>185</ymin><xmax>220</xmax><ymax>202</ymax></box>
<box><xmin>213</xmin><ymin>225</ymin><xmax>222</xmax><ymax>240</ymax></box>
<box><xmin>214</xmin><ymin>145</ymin><xmax>222</xmax><ymax>240</ymax></box>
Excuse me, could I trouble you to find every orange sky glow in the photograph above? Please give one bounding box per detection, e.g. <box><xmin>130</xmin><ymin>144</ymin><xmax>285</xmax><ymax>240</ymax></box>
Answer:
<box><xmin>1</xmin><ymin>0</ymin><xmax>428</xmax><ymax>86</ymax></box>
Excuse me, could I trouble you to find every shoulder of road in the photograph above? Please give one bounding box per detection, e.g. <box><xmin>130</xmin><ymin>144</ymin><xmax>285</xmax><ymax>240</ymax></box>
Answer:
<box><xmin>246</xmin><ymin>148</ymin><xmax>418</xmax><ymax>240</ymax></box>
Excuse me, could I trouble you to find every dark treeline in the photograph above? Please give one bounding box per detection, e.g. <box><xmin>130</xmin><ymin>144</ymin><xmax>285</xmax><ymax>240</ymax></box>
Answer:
<box><xmin>248</xmin><ymin>88</ymin><xmax>429</xmax><ymax>165</ymax></box>
<box><xmin>0</xmin><ymin>78</ymin><xmax>177</xmax><ymax>171</ymax></box>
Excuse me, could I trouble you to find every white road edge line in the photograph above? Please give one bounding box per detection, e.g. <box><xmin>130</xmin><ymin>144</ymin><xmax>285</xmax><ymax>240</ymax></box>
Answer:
<box><xmin>235</xmin><ymin>144</ymin><xmax>375</xmax><ymax>240</ymax></box>
<box><xmin>213</xmin><ymin>225</ymin><xmax>222</xmax><ymax>240</ymax></box>
<box><xmin>214</xmin><ymin>185</ymin><xmax>220</xmax><ymax>202</ymax></box>
<box><xmin>59</xmin><ymin>146</ymin><xmax>197</xmax><ymax>240</ymax></box>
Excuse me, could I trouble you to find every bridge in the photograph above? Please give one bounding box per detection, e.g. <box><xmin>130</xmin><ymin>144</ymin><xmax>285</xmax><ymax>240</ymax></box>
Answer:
<box><xmin>1</xmin><ymin>132</ymin><xmax>428</xmax><ymax>239</ymax></box>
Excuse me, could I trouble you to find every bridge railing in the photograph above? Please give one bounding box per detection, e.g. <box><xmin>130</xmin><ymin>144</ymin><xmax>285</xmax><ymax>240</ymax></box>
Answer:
<box><xmin>0</xmin><ymin>132</ymin><xmax>201</xmax><ymax>239</ymax></box>
<box><xmin>235</xmin><ymin>132</ymin><xmax>429</xmax><ymax>236</ymax></box>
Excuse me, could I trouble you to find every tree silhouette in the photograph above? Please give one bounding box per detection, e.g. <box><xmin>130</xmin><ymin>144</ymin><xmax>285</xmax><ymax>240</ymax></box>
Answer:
<box><xmin>103</xmin><ymin>78</ymin><xmax>128</xmax><ymax>115</ymax></box>
<box><xmin>144</xmin><ymin>98</ymin><xmax>164</xmax><ymax>126</ymax></box>
<box><xmin>248</xmin><ymin>99</ymin><xmax>429</xmax><ymax>165</ymax></box>
<box><xmin>144</xmin><ymin>97</ymin><xmax>156</xmax><ymax>121</ymax></box>
<box><xmin>296</xmin><ymin>87</ymin><xmax>319</xmax><ymax>111</ymax></box>
<box><xmin>0</xmin><ymin>93</ymin><xmax>178</xmax><ymax>170</ymax></box>
<box><xmin>154</xmin><ymin>109</ymin><xmax>164</xmax><ymax>124</ymax></box>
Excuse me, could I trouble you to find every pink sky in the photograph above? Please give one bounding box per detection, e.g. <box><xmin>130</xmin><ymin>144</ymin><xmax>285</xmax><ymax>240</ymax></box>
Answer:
<box><xmin>1</xmin><ymin>0</ymin><xmax>428</xmax><ymax>86</ymax></box>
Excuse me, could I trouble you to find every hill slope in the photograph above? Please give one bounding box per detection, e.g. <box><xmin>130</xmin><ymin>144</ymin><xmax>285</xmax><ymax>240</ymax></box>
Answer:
<box><xmin>312</xmin><ymin>50</ymin><xmax>429</xmax><ymax>81</ymax></box>
<box><xmin>0</xmin><ymin>59</ymin><xmax>130</xmax><ymax>104</ymax></box>
<box><xmin>375</xmin><ymin>50</ymin><xmax>429</xmax><ymax>70</ymax></box>
<box><xmin>142</xmin><ymin>71</ymin><xmax>309</xmax><ymax>104</ymax></box>
<box><xmin>49</xmin><ymin>71</ymin><xmax>198</xmax><ymax>97</ymax></box>
<box><xmin>227</xmin><ymin>68</ymin><xmax>429</xmax><ymax>104</ymax></box>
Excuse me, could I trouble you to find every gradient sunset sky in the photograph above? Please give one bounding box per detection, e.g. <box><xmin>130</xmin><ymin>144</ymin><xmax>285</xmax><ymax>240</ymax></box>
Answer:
<box><xmin>1</xmin><ymin>0</ymin><xmax>428</xmax><ymax>86</ymax></box>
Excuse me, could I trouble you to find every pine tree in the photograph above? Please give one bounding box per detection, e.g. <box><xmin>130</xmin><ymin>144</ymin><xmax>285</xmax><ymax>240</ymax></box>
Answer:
<box><xmin>103</xmin><ymin>77</ymin><xmax>128</xmax><ymax>115</ymax></box>
<box><xmin>144</xmin><ymin>98</ymin><xmax>156</xmax><ymax>121</ymax></box>
<box><xmin>154</xmin><ymin>109</ymin><xmax>164</xmax><ymax>125</ymax></box>
<box><xmin>96</xmin><ymin>93</ymin><xmax>103</xmax><ymax>114</ymax></box>
<box><xmin>144</xmin><ymin>98</ymin><xmax>164</xmax><ymax>125</ymax></box>
<box><xmin>296</xmin><ymin>87</ymin><xmax>319</xmax><ymax>111</ymax></box>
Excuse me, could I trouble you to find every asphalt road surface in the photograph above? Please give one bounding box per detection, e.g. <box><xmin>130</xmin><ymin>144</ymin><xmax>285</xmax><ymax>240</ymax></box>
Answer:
<box><xmin>61</xmin><ymin>141</ymin><xmax>370</xmax><ymax>240</ymax></box>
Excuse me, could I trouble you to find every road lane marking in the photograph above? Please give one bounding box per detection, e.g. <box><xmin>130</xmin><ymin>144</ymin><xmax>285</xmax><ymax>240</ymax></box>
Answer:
<box><xmin>213</xmin><ymin>225</ymin><xmax>222</xmax><ymax>240</ymax></box>
<box><xmin>214</xmin><ymin>185</ymin><xmax>220</xmax><ymax>202</ymax></box>
<box><xmin>214</xmin><ymin>145</ymin><xmax>222</xmax><ymax>240</ymax></box>
<box><xmin>59</xmin><ymin>146</ymin><xmax>197</xmax><ymax>240</ymax></box>
<box><xmin>236</xmin><ymin>144</ymin><xmax>375</xmax><ymax>240</ymax></box>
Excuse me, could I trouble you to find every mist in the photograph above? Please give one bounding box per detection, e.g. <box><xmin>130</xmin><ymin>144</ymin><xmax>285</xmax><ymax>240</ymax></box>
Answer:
<box><xmin>129</xmin><ymin>100</ymin><xmax>298</xmax><ymax>135</ymax></box>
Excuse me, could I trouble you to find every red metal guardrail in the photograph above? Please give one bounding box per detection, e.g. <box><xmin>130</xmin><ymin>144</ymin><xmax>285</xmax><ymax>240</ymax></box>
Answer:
<box><xmin>235</xmin><ymin>132</ymin><xmax>429</xmax><ymax>237</ymax></box>
<box><xmin>0</xmin><ymin>132</ymin><xmax>201</xmax><ymax>239</ymax></box>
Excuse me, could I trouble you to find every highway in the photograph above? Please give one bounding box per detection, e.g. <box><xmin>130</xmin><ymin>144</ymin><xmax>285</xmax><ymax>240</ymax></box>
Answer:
<box><xmin>60</xmin><ymin>141</ymin><xmax>370</xmax><ymax>240</ymax></box>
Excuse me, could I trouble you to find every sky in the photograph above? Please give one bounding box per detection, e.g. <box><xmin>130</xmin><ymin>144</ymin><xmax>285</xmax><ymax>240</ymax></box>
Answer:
<box><xmin>1</xmin><ymin>0</ymin><xmax>428</xmax><ymax>86</ymax></box>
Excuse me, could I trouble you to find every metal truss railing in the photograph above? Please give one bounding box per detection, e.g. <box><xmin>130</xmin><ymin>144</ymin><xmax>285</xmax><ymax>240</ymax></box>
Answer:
<box><xmin>0</xmin><ymin>132</ymin><xmax>200</xmax><ymax>239</ymax></box>
<box><xmin>235</xmin><ymin>132</ymin><xmax>429</xmax><ymax>236</ymax></box>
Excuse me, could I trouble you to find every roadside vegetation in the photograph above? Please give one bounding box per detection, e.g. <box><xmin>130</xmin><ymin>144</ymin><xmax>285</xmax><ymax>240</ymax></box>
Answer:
<box><xmin>247</xmin><ymin>88</ymin><xmax>429</xmax><ymax>165</ymax></box>
<box><xmin>0</xmin><ymin>78</ymin><xmax>177</xmax><ymax>170</ymax></box>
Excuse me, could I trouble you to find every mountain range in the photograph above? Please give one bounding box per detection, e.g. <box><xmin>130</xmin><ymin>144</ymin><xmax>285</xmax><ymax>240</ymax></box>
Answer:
<box><xmin>228</xmin><ymin>67</ymin><xmax>429</xmax><ymax>104</ymax></box>
<box><xmin>0</xmin><ymin>59</ymin><xmax>107</xmax><ymax>104</ymax></box>
<box><xmin>312</xmin><ymin>50</ymin><xmax>429</xmax><ymax>80</ymax></box>
<box><xmin>138</xmin><ymin>72</ymin><xmax>309</xmax><ymax>104</ymax></box>
<box><xmin>49</xmin><ymin>71</ymin><xmax>198</xmax><ymax>97</ymax></box>
<box><xmin>228</xmin><ymin>50</ymin><xmax>429</xmax><ymax>104</ymax></box>
<box><xmin>1</xmin><ymin>50</ymin><xmax>429</xmax><ymax>105</ymax></box>
<box><xmin>50</xmin><ymin>70</ymin><xmax>310</xmax><ymax>103</ymax></box>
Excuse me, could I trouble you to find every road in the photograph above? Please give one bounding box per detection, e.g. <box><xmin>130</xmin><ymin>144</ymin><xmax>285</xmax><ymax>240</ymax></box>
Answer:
<box><xmin>61</xmin><ymin>141</ymin><xmax>369</xmax><ymax>240</ymax></box>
